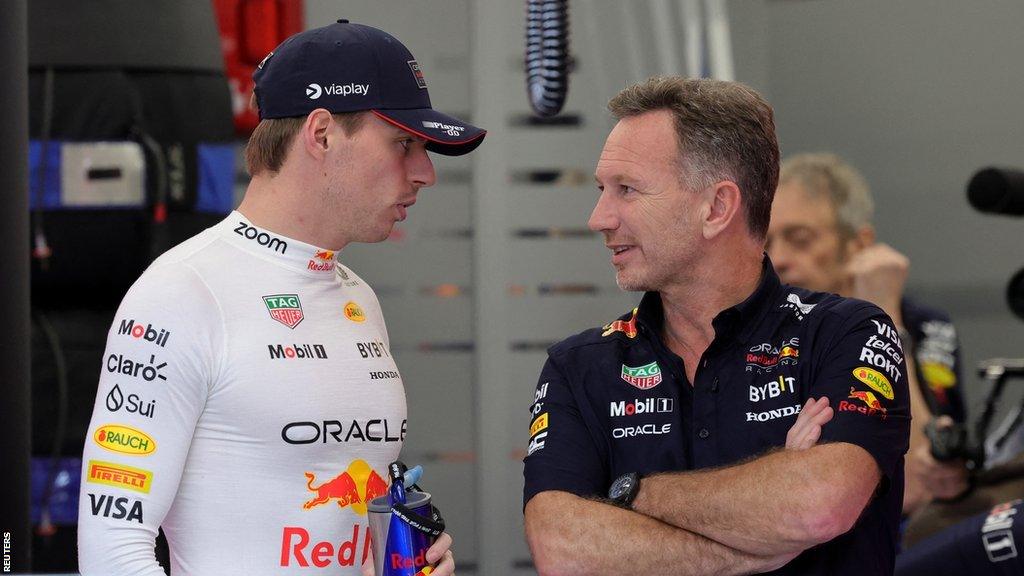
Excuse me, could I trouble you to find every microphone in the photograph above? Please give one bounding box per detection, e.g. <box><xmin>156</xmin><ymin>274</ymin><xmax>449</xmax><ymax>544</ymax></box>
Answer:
<box><xmin>967</xmin><ymin>167</ymin><xmax>1024</xmax><ymax>216</ymax></box>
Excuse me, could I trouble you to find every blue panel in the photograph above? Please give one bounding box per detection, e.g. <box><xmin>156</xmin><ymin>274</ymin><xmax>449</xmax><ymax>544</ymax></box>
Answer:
<box><xmin>31</xmin><ymin>457</ymin><xmax>82</xmax><ymax>526</ymax></box>
<box><xmin>196</xmin><ymin>143</ymin><xmax>237</xmax><ymax>214</ymax></box>
<box><xmin>28</xmin><ymin>140</ymin><xmax>62</xmax><ymax>210</ymax></box>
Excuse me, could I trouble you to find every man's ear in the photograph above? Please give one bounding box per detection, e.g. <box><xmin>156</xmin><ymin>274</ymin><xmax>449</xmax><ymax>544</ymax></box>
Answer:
<box><xmin>702</xmin><ymin>180</ymin><xmax>743</xmax><ymax>240</ymax></box>
<box><xmin>300</xmin><ymin>108</ymin><xmax>335</xmax><ymax>161</ymax></box>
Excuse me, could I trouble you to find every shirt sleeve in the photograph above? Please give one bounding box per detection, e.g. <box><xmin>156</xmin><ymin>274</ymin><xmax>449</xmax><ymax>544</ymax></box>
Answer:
<box><xmin>77</xmin><ymin>263</ymin><xmax>222</xmax><ymax>576</ymax></box>
<box><xmin>814</xmin><ymin>307</ymin><xmax>912</xmax><ymax>480</ymax></box>
<box><xmin>522</xmin><ymin>354</ymin><xmax>608</xmax><ymax>507</ymax></box>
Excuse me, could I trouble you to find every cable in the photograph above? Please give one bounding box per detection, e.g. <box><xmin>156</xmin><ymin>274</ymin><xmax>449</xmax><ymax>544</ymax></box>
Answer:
<box><xmin>525</xmin><ymin>0</ymin><xmax>570</xmax><ymax>117</ymax></box>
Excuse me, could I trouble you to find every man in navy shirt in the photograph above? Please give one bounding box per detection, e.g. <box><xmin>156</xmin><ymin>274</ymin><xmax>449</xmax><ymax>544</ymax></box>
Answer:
<box><xmin>523</xmin><ymin>77</ymin><xmax>911</xmax><ymax>575</ymax></box>
<box><xmin>767</xmin><ymin>153</ymin><xmax>967</xmax><ymax>514</ymax></box>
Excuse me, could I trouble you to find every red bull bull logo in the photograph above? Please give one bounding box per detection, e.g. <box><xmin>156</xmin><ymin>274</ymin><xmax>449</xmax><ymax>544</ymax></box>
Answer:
<box><xmin>308</xmin><ymin>250</ymin><xmax>336</xmax><ymax>272</ymax></box>
<box><xmin>303</xmin><ymin>459</ymin><xmax>388</xmax><ymax>516</ymax></box>
<box><xmin>602</xmin><ymin>308</ymin><xmax>638</xmax><ymax>338</ymax></box>
<box><xmin>839</xmin><ymin>387</ymin><xmax>888</xmax><ymax>420</ymax></box>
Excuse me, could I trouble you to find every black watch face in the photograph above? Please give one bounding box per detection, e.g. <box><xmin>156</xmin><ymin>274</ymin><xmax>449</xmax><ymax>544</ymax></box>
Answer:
<box><xmin>610</xmin><ymin>474</ymin><xmax>635</xmax><ymax>501</ymax></box>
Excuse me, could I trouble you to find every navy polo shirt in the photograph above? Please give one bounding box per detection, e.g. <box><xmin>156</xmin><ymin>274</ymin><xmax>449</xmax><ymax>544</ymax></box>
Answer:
<box><xmin>523</xmin><ymin>258</ymin><xmax>911</xmax><ymax>575</ymax></box>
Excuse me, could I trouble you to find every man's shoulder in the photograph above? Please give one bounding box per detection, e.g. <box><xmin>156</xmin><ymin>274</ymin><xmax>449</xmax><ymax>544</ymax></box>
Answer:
<box><xmin>548</xmin><ymin>306</ymin><xmax>641</xmax><ymax>359</ymax></box>
<box><xmin>126</xmin><ymin>228</ymin><xmax>224</xmax><ymax>301</ymax></box>
<box><xmin>774</xmin><ymin>285</ymin><xmax>882</xmax><ymax>327</ymax></box>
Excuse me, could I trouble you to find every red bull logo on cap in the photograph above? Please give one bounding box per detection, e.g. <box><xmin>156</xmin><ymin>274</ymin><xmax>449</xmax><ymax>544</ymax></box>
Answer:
<box><xmin>303</xmin><ymin>459</ymin><xmax>388</xmax><ymax>516</ymax></box>
<box><xmin>839</xmin><ymin>387</ymin><xmax>888</xmax><ymax>420</ymax></box>
<box><xmin>602</xmin><ymin>308</ymin><xmax>638</xmax><ymax>338</ymax></box>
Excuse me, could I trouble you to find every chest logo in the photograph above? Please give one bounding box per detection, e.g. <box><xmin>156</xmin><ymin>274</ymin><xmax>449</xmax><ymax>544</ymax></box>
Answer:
<box><xmin>621</xmin><ymin>361</ymin><xmax>663</xmax><ymax>390</ymax></box>
<box><xmin>780</xmin><ymin>293</ymin><xmax>817</xmax><ymax>321</ymax></box>
<box><xmin>263</xmin><ymin>294</ymin><xmax>304</xmax><ymax>329</ymax></box>
<box><xmin>602</xmin><ymin>308</ymin><xmax>638</xmax><ymax>338</ymax></box>
<box><xmin>344</xmin><ymin>301</ymin><xmax>367</xmax><ymax>323</ymax></box>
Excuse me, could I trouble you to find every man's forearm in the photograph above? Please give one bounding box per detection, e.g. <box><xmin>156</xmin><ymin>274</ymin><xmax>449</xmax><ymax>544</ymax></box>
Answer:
<box><xmin>632</xmin><ymin>443</ymin><xmax>880</xmax><ymax>556</ymax></box>
<box><xmin>525</xmin><ymin>491</ymin><xmax>797</xmax><ymax>576</ymax></box>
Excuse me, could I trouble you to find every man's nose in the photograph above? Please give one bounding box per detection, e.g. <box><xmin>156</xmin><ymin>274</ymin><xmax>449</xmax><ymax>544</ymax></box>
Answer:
<box><xmin>410</xmin><ymin>147</ymin><xmax>436</xmax><ymax>189</ymax></box>
<box><xmin>588</xmin><ymin>190</ymin><xmax>618</xmax><ymax>232</ymax></box>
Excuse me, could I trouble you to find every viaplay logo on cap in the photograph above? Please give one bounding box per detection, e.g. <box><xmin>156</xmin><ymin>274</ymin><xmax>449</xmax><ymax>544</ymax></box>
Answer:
<box><xmin>306</xmin><ymin>83</ymin><xmax>371</xmax><ymax>100</ymax></box>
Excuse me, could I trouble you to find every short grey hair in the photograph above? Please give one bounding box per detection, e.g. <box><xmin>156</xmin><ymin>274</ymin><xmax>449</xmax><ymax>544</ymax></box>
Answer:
<box><xmin>778</xmin><ymin>153</ymin><xmax>874</xmax><ymax>237</ymax></box>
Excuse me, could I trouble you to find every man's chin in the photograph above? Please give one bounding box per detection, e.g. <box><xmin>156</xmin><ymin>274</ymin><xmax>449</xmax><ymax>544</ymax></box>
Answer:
<box><xmin>615</xmin><ymin>271</ymin><xmax>651</xmax><ymax>293</ymax></box>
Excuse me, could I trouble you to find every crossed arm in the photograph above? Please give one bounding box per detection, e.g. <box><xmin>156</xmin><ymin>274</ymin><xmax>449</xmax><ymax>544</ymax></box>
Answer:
<box><xmin>525</xmin><ymin>398</ymin><xmax>881</xmax><ymax>576</ymax></box>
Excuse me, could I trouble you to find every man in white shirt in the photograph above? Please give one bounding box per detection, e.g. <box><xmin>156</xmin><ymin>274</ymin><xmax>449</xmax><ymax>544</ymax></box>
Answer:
<box><xmin>78</xmin><ymin>19</ymin><xmax>485</xmax><ymax>575</ymax></box>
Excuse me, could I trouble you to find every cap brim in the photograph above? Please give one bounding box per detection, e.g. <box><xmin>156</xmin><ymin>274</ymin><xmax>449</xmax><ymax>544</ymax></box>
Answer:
<box><xmin>372</xmin><ymin>109</ymin><xmax>486</xmax><ymax>156</ymax></box>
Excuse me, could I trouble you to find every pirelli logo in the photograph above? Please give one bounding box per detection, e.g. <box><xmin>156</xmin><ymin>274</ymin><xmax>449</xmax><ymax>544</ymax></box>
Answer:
<box><xmin>87</xmin><ymin>460</ymin><xmax>153</xmax><ymax>494</ymax></box>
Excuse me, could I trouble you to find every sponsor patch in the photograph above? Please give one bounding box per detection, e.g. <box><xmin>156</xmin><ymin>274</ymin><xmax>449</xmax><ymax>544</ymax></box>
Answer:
<box><xmin>94</xmin><ymin>424</ymin><xmax>156</xmax><ymax>455</ymax></box>
<box><xmin>86</xmin><ymin>460</ymin><xmax>153</xmax><ymax>494</ymax></box>
<box><xmin>308</xmin><ymin>249</ymin><xmax>335</xmax><ymax>272</ymax></box>
<box><xmin>344</xmin><ymin>301</ymin><xmax>367</xmax><ymax>323</ymax></box>
<box><xmin>612</xmin><ymin>423</ymin><xmax>672</xmax><ymax>439</ymax></box>
<box><xmin>527</xmin><ymin>431</ymin><xmax>547</xmax><ymax>455</ymax></box>
<box><xmin>853</xmin><ymin>367</ymin><xmax>894</xmax><ymax>400</ymax></box>
<box><xmin>407</xmin><ymin>60</ymin><xmax>427</xmax><ymax>89</ymax></box>
<box><xmin>749</xmin><ymin>375</ymin><xmax>797</xmax><ymax>403</ymax></box>
<box><xmin>530</xmin><ymin>413</ymin><xmax>549</xmax><ymax>436</ymax></box>
<box><xmin>302</xmin><ymin>459</ymin><xmax>388</xmax><ymax>516</ymax></box>
<box><xmin>620</xmin><ymin>361</ymin><xmax>663</xmax><ymax>390</ymax></box>
<box><xmin>264</xmin><ymin>294</ymin><xmax>304</xmax><ymax>329</ymax></box>
<box><xmin>746</xmin><ymin>403</ymin><xmax>802</xmax><ymax>422</ymax></box>
<box><xmin>839</xmin><ymin>387</ymin><xmax>888</xmax><ymax>420</ymax></box>
<box><xmin>610</xmin><ymin>398</ymin><xmax>674</xmax><ymax>417</ymax></box>
<box><xmin>87</xmin><ymin>493</ymin><xmax>144</xmax><ymax>523</ymax></box>
<box><xmin>602</xmin><ymin>309</ymin><xmax>638</xmax><ymax>338</ymax></box>
<box><xmin>780</xmin><ymin>293</ymin><xmax>816</xmax><ymax>321</ymax></box>
<box><xmin>116</xmin><ymin>318</ymin><xmax>170</xmax><ymax>347</ymax></box>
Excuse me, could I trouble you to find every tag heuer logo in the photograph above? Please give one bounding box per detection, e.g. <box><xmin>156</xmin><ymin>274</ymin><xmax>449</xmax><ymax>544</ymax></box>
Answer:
<box><xmin>621</xmin><ymin>361</ymin><xmax>663</xmax><ymax>390</ymax></box>
<box><xmin>263</xmin><ymin>294</ymin><xmax>304</xmax><ymax>329</ymax></box>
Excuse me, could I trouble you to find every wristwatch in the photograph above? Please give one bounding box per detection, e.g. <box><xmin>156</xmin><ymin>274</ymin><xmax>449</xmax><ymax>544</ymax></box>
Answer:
<box><xmin>608</xmin><ymin>472</ymin><xmax>641</xmax><ymax>509</ymax></box>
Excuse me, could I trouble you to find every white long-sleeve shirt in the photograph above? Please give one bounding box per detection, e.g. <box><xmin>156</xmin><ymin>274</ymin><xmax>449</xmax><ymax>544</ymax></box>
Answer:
<box><xmin>78</xmin><ymin>212</ymin><xmax>407</xmax><ymax>575</ymax></box>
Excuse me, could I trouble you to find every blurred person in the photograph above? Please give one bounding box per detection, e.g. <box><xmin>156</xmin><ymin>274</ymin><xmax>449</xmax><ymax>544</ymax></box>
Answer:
<box><xmin>523</xmin><ymin>76</ymin><xmax>910</xmax><ymax>575</ymax></box>
<box><xmin>77</xmin><ymin>20</ymin><xmax>484</xmax><ymax>576</ymax></box>
<box><xmin>766</xmin><ymin>153</ymin><xmax>967</xmax><ymax>514</ymax></box>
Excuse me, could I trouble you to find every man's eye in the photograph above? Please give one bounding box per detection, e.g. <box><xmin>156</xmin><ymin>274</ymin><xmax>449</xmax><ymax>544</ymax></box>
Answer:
<box><xmin>621</xmin><ymin>185</ymin><xmax>635</xmax><ymax>194</ymax></box>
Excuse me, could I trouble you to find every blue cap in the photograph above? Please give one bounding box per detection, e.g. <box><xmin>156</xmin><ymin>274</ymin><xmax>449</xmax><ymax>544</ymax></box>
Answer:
<box><xmin>253</xmin><ymin>19</ymin><xmax>486</xmax><ymax>156</ymax></box>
